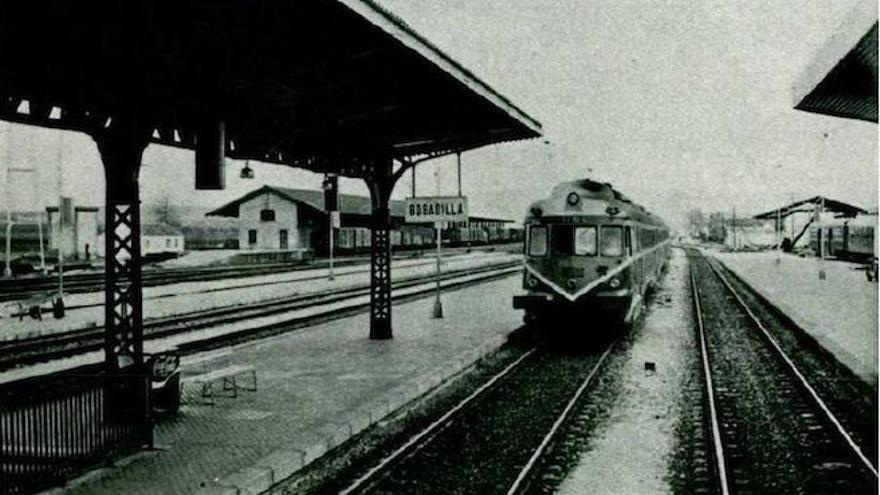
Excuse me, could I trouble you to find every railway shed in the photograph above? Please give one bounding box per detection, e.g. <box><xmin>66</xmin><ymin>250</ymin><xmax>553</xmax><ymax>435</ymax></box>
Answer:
<box><xmin>0</xmin><ymin>0</ymin><xmax>541</xmax><ymax>490</ymax></box>
<box><xmin>753</xmin><ymin>196</ymin><xmax>868</xmax><ymax>249</ymax></box>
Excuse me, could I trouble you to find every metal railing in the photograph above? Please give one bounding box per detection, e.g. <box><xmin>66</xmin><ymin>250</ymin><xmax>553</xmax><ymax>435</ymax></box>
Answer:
<box><xmin>0</xmin><ymin>365</ymin><xmax>151</xmax><ymax>495</ymax></box>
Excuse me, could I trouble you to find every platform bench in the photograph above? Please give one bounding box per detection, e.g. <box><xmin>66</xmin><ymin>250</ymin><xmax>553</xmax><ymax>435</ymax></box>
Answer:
<box><xmin>185</xmin><ymin>364</ymin><xmax>257</xmax><ymax>404</ymax></box>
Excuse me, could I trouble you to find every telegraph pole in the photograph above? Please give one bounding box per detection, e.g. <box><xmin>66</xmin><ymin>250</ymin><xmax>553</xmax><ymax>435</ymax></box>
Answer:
<box><xmin>55</xmin><ymin>131</ymin><xmax>65</xmax><ymax>317</ymax></box>
<box><xmin>731</xmin><ymin>206</ymin><xmax>737</xmax><ymax>251</ymax></box>
<box><xmin>3</xmin><ymin>123</ymin><xmax>11</xmax><ymax>278</ymax></box>
<box><xmin>818</xmin><ymin>197</ymin><xmax>826</xmax><ymax>280</ymax></box>
<box><xmin>775</xmin><ymin>205</ymin><xmax>781</xmax><ymax>265</ymax></box>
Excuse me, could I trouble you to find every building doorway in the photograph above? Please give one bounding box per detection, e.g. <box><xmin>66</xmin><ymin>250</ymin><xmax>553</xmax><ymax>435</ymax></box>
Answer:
<box><xmin>279</xmin><ymin>229</ymin><xmax>288</xmax><ymax>250</ymax></box>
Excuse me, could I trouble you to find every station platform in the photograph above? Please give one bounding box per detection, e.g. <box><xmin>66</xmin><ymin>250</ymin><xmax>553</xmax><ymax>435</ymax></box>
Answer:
<box><xmin>0</xmin><ymin>251</ymin><xmax>516</xmax><ymax>342</ymax></box>
<box><xmin>49</xmin><ymin>274</ymin><xmax>523</xmax><ymax>495</ymax></box>
<box><xmin>713</xmin><ymin>251</ymin><xmax>877</xmax><ymax>387</ymax></box>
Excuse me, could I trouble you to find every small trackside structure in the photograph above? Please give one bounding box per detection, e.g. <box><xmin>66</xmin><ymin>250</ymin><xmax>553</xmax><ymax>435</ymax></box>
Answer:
<box><xmin>0</xmin><ymin>1</ymin><xmax>540</xmax><ymax>491</ymax></box>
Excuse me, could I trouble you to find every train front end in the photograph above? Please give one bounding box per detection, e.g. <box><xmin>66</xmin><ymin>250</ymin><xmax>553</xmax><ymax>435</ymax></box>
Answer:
<box><xmin>513</xmin><ymin>181</ymin><xmax>637</xmax><ymax>326</ymax></box>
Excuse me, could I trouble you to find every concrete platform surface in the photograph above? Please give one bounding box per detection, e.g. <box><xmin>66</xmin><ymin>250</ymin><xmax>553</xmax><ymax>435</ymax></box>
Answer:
<box><xmin>713</xmin><ymin>251</ymin><xmax>877</xmax><ymax>387</ymax></box>
<box><xmin>52</xmin><ymin>273</ymin><xmax>522</xmax><ymax>495</ymax></box>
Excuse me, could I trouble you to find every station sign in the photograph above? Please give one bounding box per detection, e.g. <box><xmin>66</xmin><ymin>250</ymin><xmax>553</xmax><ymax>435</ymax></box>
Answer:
<box><xmin>405</xmin><ymin>196</ymin><xmax>468</xmax><ymax>224</ymax></box>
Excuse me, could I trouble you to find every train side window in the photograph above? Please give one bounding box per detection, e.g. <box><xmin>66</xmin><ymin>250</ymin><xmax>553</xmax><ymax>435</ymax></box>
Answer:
<box><xmin>528</xmin><ymin>226</ymin><xmax>548</xmax><ymax>256</ymax></box>
<box><xmin>601</xmin><ymin>226</ymin><xmax>624</xmax><ymax>257</ymax></box>
<box><xmin>574</xmin><ymin>226</ymin><xmax>597</xmax><ymax>256</ymax></box>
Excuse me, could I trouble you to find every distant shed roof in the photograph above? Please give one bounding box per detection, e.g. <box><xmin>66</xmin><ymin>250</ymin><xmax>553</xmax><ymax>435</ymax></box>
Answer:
<box><xmin>753</xmin><ymin>196</ymin><xmax>868</xmax><ymax>219</ymax></box>
<box><xmin>142</xmin><ymin>223</ymin><xmax>184</xmax><ymax>236</ymax></box>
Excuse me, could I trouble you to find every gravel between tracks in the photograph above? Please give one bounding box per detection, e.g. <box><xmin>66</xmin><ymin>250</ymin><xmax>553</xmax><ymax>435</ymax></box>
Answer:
<box><xmin>689</xmin><ymin>250</ymin><xmax>876</xmax><ymax>493</ymax></box>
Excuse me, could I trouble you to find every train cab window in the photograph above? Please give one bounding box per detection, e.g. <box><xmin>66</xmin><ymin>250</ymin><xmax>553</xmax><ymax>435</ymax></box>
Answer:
<box><xmin>551</xmin><ymin>224</ymin><xmax>574</xmax><ymax>255</ymax></box>
<box><xmin>528</xmin><ymin>226</ymin><xmax>548</xmax><ymax>256</ymax></box>
<box><xmin>624</xmin><ymin>226</ymin><xmax>633</xmax><ymax>256</ymax></box>
<box><xmin>601</xmin><ymin>226</ymin><xmax>624</xmax><ymax>257</ymax></box>
<box><xmin>574</xmin><ymin>226</ymin><xmax>597</xmax><ymax>256</ymax></box>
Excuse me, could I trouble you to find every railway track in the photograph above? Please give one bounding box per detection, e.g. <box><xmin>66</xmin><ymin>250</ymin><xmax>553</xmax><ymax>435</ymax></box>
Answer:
<box><xmin>687</xmin><ymin>248</ymin><xmax>877</xmax><ymax>493</ymax></box>
<box><xmin>331</xmin><ymin>335</ymin><xmax>618</xmax><ymax>495</ymax></box>
<box><xmin>0</xmin><ymin>261</ymin><xmax>520</xmax><ymax>371</ymax></box>
<box><xmin>6</xmin><ymin>256</ymin><xmax>466</xmax><ymax>316</ymax></box>
<box><xmin>0</xmin><ymin>244</ymin><xmax>519</xmax><ymax>302</ymax></box>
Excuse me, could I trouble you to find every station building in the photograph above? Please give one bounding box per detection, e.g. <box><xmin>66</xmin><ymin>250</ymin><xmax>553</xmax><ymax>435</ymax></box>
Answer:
<box><xmin>207</xmin><ymin>185</ymin><xmax>517</xmax><ymax>257</ymax></box>
<box><xmin>141</xmin><ymin>223</ymin><xmax>186</xmax><ymax>257</ymax></box>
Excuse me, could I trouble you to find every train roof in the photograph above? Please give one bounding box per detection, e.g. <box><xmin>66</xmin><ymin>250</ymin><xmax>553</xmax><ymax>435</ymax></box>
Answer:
<box><xmin>813</xmin><ymin>214</ymin><xmax>878</xmax><ymax>228</ymax></box>
<box><xmin>526</xmin><ymin>179</ymin><xmax>667</xmax><ymax>228</ymax></box>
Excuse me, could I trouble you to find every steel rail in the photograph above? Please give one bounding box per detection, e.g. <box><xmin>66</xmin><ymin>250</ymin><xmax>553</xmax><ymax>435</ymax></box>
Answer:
<box><xmin>688</xmin><ymin>258</ymin><xmax>732</xmax><ymax>495</ymax></box>
<box><xmin>9</xmin><ymin>257</ymin><xmax>449</xmax><ymax>315</ymax></box>
<box><xmin>1</xmin><ymin>262</ymin><xmax>520</xmax><ymax>369</ymax></box>
<box><xmin>705</xmin><ymin>254</ymin><xmax>878</xmax><ymax>478</ymax></box>
<box><xmin>505</xmin><ymin>340</ymin><xmax>615</xmax><ymax>495</ymax></box>
<box><xmin>338</xmin><ymin>348</ymin><xmax>539</xmax><ymax>495</ymax></box>
<box><xmin>0</xmin><ymin>244</ymin><xmax>519</xmax><ymax>302</ymax></box>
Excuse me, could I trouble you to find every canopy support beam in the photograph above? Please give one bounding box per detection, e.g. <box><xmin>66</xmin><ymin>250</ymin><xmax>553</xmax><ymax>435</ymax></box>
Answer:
<box><xmin>93</xmin><ymin>114</ymin><xmax>152</xmax><ymax>429</ymax></box>
<box><xmin>366</xmin><ymin>157</ymin><xmax>396</xmax><ymax>339</ymax></box>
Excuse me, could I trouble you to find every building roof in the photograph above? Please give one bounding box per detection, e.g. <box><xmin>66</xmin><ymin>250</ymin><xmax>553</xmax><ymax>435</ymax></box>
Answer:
<box><xmin>142</xmin><ymin>223</ymin><xmax>184</xmax><ymax>237</ymax></box>
<box><xmin>0</xmin><ymin>0</ymin><xmax>541</xmax><ymax>173</ymax></box>
<box><xmin>206</xmin><ymin>185</ymin><xmax>513</xmax><ymax>224</ymax></box>
<box><xmin>753</xmin><ymin>196</ymin><xmax>868</xmax><ymax>219</ymax></box>
<box><xmin>793</xmin><ymin>0</ymin><xmax>877</xmax><ymax>122</ymax></box>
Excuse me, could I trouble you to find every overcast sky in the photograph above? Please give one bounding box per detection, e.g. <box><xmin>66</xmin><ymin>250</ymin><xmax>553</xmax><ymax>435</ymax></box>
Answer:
<box><xmin>1</xmin><ymin>0</ymin><xmax>876</xmax><ymax>230</ymax></box>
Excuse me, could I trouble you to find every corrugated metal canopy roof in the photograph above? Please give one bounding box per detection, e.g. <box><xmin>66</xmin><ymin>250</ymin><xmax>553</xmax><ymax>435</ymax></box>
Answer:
<box><xmin>793</xmin><ymin>0</ymin><xmax>878</xmax><ymax>122</ymax></box>
<box><xmin>753</xmin><ymin>196</ymin><xmax>868</xmax><ymax>219</ymax></box>
<box><xmin>0</xmin><ymin>0</ymin><xmax>541</xmax><ymax>175</ymax></box>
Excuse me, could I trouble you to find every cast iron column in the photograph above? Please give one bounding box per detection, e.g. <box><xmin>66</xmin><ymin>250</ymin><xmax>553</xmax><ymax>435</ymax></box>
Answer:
<box><xmin>366</xmin><ymin>158</ymin><xmax>394</xmax><ymax>339</ymax></box>
<box><xmin>94</xmin><ymin>117</ymin><xmax>151</xmax><ymax>374</ymax></box>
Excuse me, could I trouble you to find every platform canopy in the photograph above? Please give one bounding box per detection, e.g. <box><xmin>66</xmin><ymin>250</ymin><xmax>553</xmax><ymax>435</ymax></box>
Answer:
<box><xmin>793</xmin><ymin>0</ymin><xmax>878</xmax><ymax>123</ymax></box>
<box><xmin>0</xmin><ymin>0</ymin><xmax>542</xmax><ymax>174</ymax></box>
<box><xmin>753</xmin><ymin>196</ymin><xmax>868</xmax><ymax>220</ymax></box>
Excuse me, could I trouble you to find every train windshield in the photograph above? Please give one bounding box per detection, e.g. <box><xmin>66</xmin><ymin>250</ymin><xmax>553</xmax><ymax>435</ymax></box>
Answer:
<box><xmin>528</xmin><ymin>226</ymin><xmax>548</xmax><ymax>256</ymax></box>
<box><xmin>574</xmin><ymin>226</ymin><xmax>597</xmax><ymax>255</ymax></box>
<box><xmin>601</xmin><ymin>226</ymin><xmax>624</xmax><ymax>257</ymax></box>
<box><xmin>550</xmin><ymin>225</ymin><xmax>574</xmax><ymax>255</ymax></box>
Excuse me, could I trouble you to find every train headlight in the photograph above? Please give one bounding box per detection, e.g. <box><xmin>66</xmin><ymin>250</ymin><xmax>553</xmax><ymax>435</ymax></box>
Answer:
<box><xmin>527</xmin><ymin>275</ymin><xmax>539</xmax><ymax>288</ymax></box>
<box><xmin>566</xmin><ymin>278</ymin><xmax>577</xmax><ymax>289</ymax></box>
<box><xmin>566</xmin><ymin>192</ymin><xmax>580</xmax><ymax>206</ymax></box>
<box><xmin>608</xmin><ymin>277</ymin><xmax>621</xmax><ymax>289</ymax></box>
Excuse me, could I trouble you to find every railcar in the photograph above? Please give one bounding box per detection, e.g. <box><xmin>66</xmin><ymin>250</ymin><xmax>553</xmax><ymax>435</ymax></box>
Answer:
<box><xmin>809</xmin><ymin>215</ymin><xmax>877</xmax><ymax>262</ymax></box>
<box><xmin>513</xmin><ymin>179</ymin><xmax>671</xmax><ymax>327</ymax></box>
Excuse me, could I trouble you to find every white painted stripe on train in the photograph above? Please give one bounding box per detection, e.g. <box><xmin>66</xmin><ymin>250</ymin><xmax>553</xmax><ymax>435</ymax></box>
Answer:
<box><xmin>523</xmin><ymin>239</ymin><xmax>671</xmax><ymax>302</ymax></box>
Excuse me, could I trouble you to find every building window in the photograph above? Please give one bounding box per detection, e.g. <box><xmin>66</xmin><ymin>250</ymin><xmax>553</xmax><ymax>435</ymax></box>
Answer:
<box><xmin>260</xmin><ymin>209</ymin><xmax>276</xmax><ymax>222</ymax></box>
<box><xmin>248</xmin><ymin>229</ymin><xmax>258</xmax><ymax>245</ymax></box>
